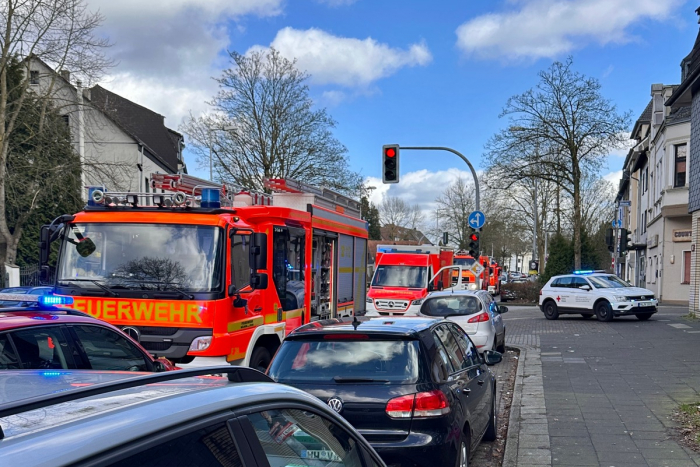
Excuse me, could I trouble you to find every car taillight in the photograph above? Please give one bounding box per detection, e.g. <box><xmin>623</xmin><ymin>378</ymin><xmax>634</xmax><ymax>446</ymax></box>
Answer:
<box><xmin>539</xmin><ymin>289</ymin><xmax>542</xmax><ymax>295</ymax></box>
<box><xmin>386</xmin><ymin>390</ymin><xmax>450</xmax><ymax>419</ymax></box>
<box><xmin>467</xmin><ymin>312</ymin><xmax>490</xmax><ymax>323</ymax></box>
<box><xmin>386</xmin><ymin>394</ymin><xmax>415</xmax><ymax>418</ymax></box>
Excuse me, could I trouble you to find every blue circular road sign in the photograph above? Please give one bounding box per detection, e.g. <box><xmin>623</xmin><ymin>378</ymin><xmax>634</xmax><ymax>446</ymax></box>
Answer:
<box><xmin>468</xmin><ymin>210</ymin><xmax>485</xmax><ymax>229</ymax></box>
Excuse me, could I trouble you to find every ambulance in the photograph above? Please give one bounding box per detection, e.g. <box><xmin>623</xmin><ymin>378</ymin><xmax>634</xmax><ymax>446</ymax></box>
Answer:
<box><xmin>365</xmin><ymin>244</ymin><xmax>465</xmax><ymax>316</ymax></box>
<box><xmin>39</xmin><ymin>174</ymin><xmax>368</xmax><ymax>370</ymax></box>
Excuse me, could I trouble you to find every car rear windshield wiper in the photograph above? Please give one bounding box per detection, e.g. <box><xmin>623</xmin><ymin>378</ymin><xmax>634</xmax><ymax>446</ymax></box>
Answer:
<box><xmin>333</xmin><ymin>377</ymin><xmax>390</xmax><ymax>383</ymax></box>
<box><xmin>59</xmin><ymin>278</ymin><xmax>119</xmax><ymax>297</ymax></box>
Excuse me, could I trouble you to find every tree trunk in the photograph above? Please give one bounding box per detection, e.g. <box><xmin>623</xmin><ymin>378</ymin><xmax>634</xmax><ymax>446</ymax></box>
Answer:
<box><xmin>573</xmin><ymin>168</ymin><xmax>582</xmax><ymax>270</ymax></box>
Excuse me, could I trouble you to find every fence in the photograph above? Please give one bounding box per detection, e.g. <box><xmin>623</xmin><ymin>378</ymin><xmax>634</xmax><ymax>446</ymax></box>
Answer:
<box><xmin>0</xmin><ymin>264</ymin><xmax>55</xmax><ymax>289</ymax></box>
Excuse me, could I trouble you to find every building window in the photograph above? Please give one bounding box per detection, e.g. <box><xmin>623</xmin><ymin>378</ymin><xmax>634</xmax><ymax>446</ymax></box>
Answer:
<box><xmin>61</xmin><ymin>114</ymin><xmax>69</xmax><ymax>129</ymax></box>
<box><xmin>674</xmin><ymin>143</ymin><xmax>687</xmax><ymax>188</ymax></box>
<box><xmin>683</xmin><ymin>250</ymin><xmax>691</xmax><ymax>284</ymax></box>
<box><xmin>29</xmin><ymin>70</ymin><xmax>39</xmax><ymax>85</ymax></box>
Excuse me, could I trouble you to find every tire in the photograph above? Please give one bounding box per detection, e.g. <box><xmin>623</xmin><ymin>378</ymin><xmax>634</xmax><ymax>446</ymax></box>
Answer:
<box><xmin>595</xmin><ymin>301</ymin><xmax>614</xmax><ymax>322</ymax></box>
<box><xmin>456</xmin><ymin>431</ymin><xmax>470</xmax><ymax>467</ymax></box>
<box><xmin>543</xmin><ymin>301</ymin><xmax>559</xmax><ymax>320</ymax></box>
<box><xmin>497</xmin><ymin>331</ymin><xmax>506</xmax><ymax>353</ymax></box>
<box><xmin>580</xmin><ymin>314</ymin><xmax>593</xmax><ymax>319</ymax></box>
<box><xmin>483</xmin><ymin>396</ymin><xmax>497</xmax><ymax>441</ymax></box>
<box><xmin>249</xmin><ymin>346</ymin><xmax>272</xmax><ymax>372</ymax></box>
<box><xmin>636</xmin><ymin>313</ymin><xmax>652</xmax><ymax>321</ymax></box>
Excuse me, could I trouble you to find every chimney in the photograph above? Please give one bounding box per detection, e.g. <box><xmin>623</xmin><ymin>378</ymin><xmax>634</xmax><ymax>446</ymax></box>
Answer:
<box><xmin>60</xmin><ymin>70</ymin><xmax>70</xmax><ymax>82</ymax></box>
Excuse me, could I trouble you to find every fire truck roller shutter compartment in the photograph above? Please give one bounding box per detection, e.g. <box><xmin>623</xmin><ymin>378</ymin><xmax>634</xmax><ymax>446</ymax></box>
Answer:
<box><xmin>354</xmin><ymin>237</ymin><xmax>367</xmax><ymax>315</ymax></box>
<box><xmin>337</xmin><ymin>234</ymin><xmax>354</xmax><ymax>317</ymax></box>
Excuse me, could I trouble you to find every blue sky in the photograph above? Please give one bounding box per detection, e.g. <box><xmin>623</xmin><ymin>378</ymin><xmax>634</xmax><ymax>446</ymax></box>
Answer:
<box><xmin>89</xmin><ymin>0</ymin><xmax>697</xmax><ymax>211</ymax></box>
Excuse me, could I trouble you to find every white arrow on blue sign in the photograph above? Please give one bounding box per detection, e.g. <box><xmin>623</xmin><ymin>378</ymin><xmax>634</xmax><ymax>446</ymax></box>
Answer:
<box><xmin>468</xmin><ymin>210</ymin><xmax>485</xmax><ymax>229</ymax></box>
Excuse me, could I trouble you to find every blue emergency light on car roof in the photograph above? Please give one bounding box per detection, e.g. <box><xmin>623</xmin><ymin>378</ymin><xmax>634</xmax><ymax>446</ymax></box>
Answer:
<box><xmin>573</xmin><ymin>270</ymin><xmax>594</xmax><ymax>275</ymax></box>
<box><xmin>200</xmin><ymin>188</ymin><xmax>221</xmax><ymax>208</ymax></box>
<box><xmin>38</xmin><ymin>295</ymin><xmax>74</xmax><ymax>307</ymax></box>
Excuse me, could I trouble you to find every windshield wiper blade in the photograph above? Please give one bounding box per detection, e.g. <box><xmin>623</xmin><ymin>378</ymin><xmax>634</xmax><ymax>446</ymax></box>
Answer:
<box><xmin>59</xmin><ymin>278</ymin><xmax>119</xmax><ymax>297</ymax></box>
<box><xmin>333</xmin><ymin>377</ymin><xmax>390</xmax><ymax>383</ymax></box>
<box><xmin>116</xmin><ymin>279</ymin><xmax>194</xmax><ymax>299</ymax></box>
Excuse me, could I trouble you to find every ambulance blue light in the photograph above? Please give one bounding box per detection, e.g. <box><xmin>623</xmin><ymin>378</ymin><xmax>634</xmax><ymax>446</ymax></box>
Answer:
<box><xmin>38</xmin><ymin>295</ymin><xmax>74</xmax><ymax>307</ymax></box>
<box><xmin>573</xmin><ymin>270</ymin><xmax>594</xmax><ymax>275</ymax></box>
<box><xmin>201</xmin><ymin>188</ymin><xmax>221</xmax><ymax>208</ymax></box>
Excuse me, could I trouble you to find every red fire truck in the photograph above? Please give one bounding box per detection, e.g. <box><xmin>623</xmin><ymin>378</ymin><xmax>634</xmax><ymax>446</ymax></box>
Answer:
<box><xmin>366</xmin><ymin>244</ymin><xmax>460</xmax><ymax>316</ymax></box>
<box><xmin>39</xmin><ymin>174</ymin><xmax>368</xmax><ymax>370</ymax></box>
<box><xmin>451</xmin><ymin>251</ymin><xmax>480</xmax><ymax>290</ymax></box>
<box><xmin>488</xmin><ymin>257</ymin><xmax>502</xmax><ymax>296</ymax></box>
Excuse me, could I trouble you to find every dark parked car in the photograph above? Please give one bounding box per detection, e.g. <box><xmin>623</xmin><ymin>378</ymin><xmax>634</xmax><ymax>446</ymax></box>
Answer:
<box><xmin>0</xmin><ymin>367</ymin><xmax>387</xmax><ymax>467</ymax></box>
<box><xmin>0</xmin><ymin>286</ymin><xmax>53</xmax><ymax>307</ymax></box>
<box><xmin>267</xmin><ymin>316</ymin><xmax>502</xmax><ymax>467</ymax></box>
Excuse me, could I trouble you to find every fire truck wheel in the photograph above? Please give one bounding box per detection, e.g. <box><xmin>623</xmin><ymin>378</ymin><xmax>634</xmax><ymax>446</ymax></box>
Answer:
<box><xmin>250</xmin><ymin>346</ymin><xmax>272</xmax><ymax>372</ymax></box>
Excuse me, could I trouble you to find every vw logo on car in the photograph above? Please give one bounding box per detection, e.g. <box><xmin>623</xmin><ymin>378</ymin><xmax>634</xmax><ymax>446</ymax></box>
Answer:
<box><xmin>327</xmin><ymin>397</ymin><xmax>343</xmax><ymax>413</ymax></box>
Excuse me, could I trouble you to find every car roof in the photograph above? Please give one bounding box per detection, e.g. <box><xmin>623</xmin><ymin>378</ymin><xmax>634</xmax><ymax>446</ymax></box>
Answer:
<box><xmin>428</xmin><ymin>290</ymin><xmax>488</xmax><ymax>298</ymax></box>
<box><xmin>0</xmin><ymin>368</ymin><xmax>339</xmax><ymax>466</ymax></box>
<box><xmin>288</xmin><ymin>316</ymin><xmax>440</xmax><ymax>338</ymax></box>
<box><xmin>0</xmin><ymin>309</ymin><xmax>108</xmax><ymax>331</ymax></box>
<box><xmin>550</xmin><ymin>272</ymin><xmax>611</xmax><ymax>279</ymax></box>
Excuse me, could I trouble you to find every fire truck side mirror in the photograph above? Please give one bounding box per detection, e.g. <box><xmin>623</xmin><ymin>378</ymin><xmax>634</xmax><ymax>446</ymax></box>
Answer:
<box><xmin>250</xmin><ymin>273</ymin><xmax>268</xmax><ymax>290</ymax></box>
<box><xmin>39</xmin><ymin>225</ymin><xmax>50</xmax><ymax>267</ymax></box>
<box><xmin>249</xmin><ymin>233</ymin><xmax>268</xmax><ymax>271</ymax></box>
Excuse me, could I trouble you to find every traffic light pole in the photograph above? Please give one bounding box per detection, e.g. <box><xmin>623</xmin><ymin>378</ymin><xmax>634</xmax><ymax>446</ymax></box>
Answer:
<box><xmin>400</xmin><ymin>146</ymin><xmax>480</xmax><ymax>211</ymax></box>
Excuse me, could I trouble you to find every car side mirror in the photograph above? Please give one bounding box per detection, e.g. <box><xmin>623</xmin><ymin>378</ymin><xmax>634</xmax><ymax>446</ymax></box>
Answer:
<box><xmin>579</xmin><ymin>285</ymin><xmax>591</xmax><ymax>291</ymax></box>
<box><xmin>498</xmin><ymin>305</ymin><xmax>509</xmax><ymax>314</ymax></box>
<box><xmin>153</xmin><ymin>360</ymin><xmax>168</xmax><ymax>372</ymax></box>
<box><xmin>428</xmin><ymin>282</ymin><xmax>434</xmax><ymax>292</ymax></box>
<box><xmin>437</xmin><ymin>280</ymin><xmax>444</xmax><ymax>291</ymax></box>
<box><xmin>483</xmin><ymin>350</ymin><xmax>502</xmax><ymax>366</ymax></box>
<box><xmin>249</xmin><ymin>233</ymin><xmax>267</xmax><ymax>271</ymax></box>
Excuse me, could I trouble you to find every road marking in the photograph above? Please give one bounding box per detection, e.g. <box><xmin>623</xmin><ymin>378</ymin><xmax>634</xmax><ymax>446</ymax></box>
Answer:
<box><xmin>686</xmin><ymin>331</ymin><xmax>700</xmax><ymax>334</ymax></box>
<box><xmin>669</xmin><ymin>323</ymin><xmax>692</xmax><ymax>329</ymax></box>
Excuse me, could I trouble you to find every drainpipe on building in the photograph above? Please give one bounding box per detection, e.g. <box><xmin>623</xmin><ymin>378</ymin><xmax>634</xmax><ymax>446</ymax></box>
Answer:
<box><xmin>139</xmin><ymin>144</ymin><xmax>144</xmax><ymax>202</ymax></box>
<box><xmin>77</xmin><ymin>81</ymin><xmax>86</xmax><ymax>195</ymax></box>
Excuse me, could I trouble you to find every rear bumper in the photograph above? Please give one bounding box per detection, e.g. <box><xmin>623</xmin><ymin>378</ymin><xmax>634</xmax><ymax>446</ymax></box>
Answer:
<box><xmin>372</xmin><ymin>431</ymin><xmax>457</xmax><ymax>467</ymax></box>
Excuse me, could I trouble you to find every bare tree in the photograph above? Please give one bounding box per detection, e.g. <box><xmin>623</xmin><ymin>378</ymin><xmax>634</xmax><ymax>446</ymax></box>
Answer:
<box><xmin>435</xmin><ymin>177</ymin><xmax>476</xmax><ymax>250</ymax></box>
<box><xmin>484</xmin><ymin>58</ymin><xmax>631</xmax><ymax>269</ymax></box>
<box><xmin>378</xmin><ymin>196</ymin><xmax>424</xmax><ymax>241</ymax></box>
<box><xmin>181</xmin><ymin>48</ymin><xmax>361</xmax><ymax>195</ymax></box>
<box><xmin>0</xmin><ymin>0</ymin><xmax>112</xmax><ymax>266</ymax></box>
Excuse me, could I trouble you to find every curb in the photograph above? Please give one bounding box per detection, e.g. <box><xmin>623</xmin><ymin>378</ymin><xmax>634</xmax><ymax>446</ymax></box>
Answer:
<box><xmin>502</xmin><ymin>344</ymin><xmax>525</xmax><ymax>467</ymax></box>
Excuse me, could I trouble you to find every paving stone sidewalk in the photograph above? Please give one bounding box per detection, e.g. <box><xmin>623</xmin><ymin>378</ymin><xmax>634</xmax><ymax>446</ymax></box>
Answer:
<box><xmin>501</xmin><ymin>305</ymin><xmax>700</xmax><ymax>467</ymax></box>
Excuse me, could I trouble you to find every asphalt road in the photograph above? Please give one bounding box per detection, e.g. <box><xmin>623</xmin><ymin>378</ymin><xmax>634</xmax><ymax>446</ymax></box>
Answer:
<box><xmin>501</xmin><ymin>304</ymin><xmax>700</xmax><ymax>467</ymax></box>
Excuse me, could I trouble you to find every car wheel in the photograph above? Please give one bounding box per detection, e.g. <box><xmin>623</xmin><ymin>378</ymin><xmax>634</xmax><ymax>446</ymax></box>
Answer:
<box><xmin>543</xmin><ymin>301</ymin><xmax>559</xmax><ymax>320</ymax></box>
<box><xmin>497</xmin><ymin>331</ymin><xmax>506</xmax><ymax>353</ymax></box>
<box><xmin>636</xmin><ymin>314</ymin><xmax>652</xmax><ymax>321</ymax></box>
<box><xmin>595</xmin><ymin>301</ymin><xmax>614</xmax><ymax>322</ymax></box>
<box><xmin>456</xmin><ymin>431</ymin><xmax>470</xmax><ymax>467</ymax></box>
<box><xmin>580</xmin><ymin>314</ymin><xmax>593</xmax><ymax>319</ymax></box>
<box><xmin>249</xmin><ymin>346</ymin><xmax>271</xmax><ymax>372</ymax></box>
<box><xmin>483</xmin><ymin>396</ymin><xmax>497</xmax><ymax>441</ymax></box>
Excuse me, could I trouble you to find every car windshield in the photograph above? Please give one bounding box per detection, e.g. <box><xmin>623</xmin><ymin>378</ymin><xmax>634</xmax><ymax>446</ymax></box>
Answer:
<box><xmin>421</xmin><ymin>296</ymin><xmax>482</xmax><ymax>317</ymax></box>
<box><xmin>588</xmin><ymin>275</ymin><xmax>631</xmax><ymax>288</ymax></box>
<box><xmin>58</xmin><ymin>223</ymin><xmax>223</xmax><ymax>292</ymax></box>
<box><xmin>268</xmin><ymin>339</ymin><xmax>420</xmax><ymax>384</ymax></box>
<box><xmin>454</xmin><ymin>258</ymin><xmax>475</xmax><ymax>267</ymax></box>
<box><xmin>371</xmin><ymin>265</ymin><xmax>426</xmax><ymax>288</ymax></box>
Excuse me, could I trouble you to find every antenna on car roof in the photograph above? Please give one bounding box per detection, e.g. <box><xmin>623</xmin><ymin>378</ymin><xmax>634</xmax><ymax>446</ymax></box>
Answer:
<box><xmin>352</xmin><ymin>314</ymin><xmax>360</xmax><ymax>330</ymax></box>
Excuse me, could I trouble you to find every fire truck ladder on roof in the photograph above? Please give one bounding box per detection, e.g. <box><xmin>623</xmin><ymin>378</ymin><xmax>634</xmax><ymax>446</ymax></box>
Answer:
<box><xmin>264</xmin><ymin>178</ymin><xmax>361</xmax><ymax>219</ymax></box>
<box><xmin>150</xmin><ymin>173</ymin><xmax>273</xmax><ymax>206</ymax></box>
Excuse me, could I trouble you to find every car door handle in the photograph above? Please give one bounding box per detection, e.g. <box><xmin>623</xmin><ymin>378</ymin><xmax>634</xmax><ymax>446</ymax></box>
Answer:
<box><xmin>254</xmin><ymin>306</ymin><xmax>263</xmax><ymax>312</ymax></box>
<box><xmin>457</xmin><ymin>387</ymin><xmax>471</xmax><ymax>395</ymax></box>
<box><xmin>477</xmin><ymin>379</ymin><xmax>485</xmax><ymax>386</ymax></box>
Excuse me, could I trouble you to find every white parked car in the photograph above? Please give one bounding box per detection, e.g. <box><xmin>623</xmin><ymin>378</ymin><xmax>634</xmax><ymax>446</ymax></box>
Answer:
<box><xmin>411</xmin><ymin>290</ymin><xmax>507</xmax><ymax>353</ymax></box>
<box><xmin>539</xmin><ymin>271</ymin><xmax>658</xmax><ymax>321</ymax></box>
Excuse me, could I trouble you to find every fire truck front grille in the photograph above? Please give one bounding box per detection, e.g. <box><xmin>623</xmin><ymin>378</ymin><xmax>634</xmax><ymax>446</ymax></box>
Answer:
<box><xmin>139</xmin><ymin>327</ymin><xmax>179</xmax><ymax>336</ymax></box>
<box><xmin>141</xmin><ymin>342</ymin><xmax>172</xmax><ymax>351</ymax></box>
<box><xmin>375</xmin><ymin>300</ymin><xmax>410</xmax><ymax>311</ymax></box>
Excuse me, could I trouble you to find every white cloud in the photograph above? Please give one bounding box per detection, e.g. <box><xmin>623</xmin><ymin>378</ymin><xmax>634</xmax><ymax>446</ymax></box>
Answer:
<box><xmin>84</xmin><ymin>0</ymin><xmax>284</xmax><ymax>125</ymax></box>
<box><xmin>603</xmin><ymin>170</ymin><xmax>623</xmax><ymax>184</ymax></box>
<box><xmin>320</xmin><ymin>90</ymin><xmax>347</xmax><ymax>106</ymax></box>
<box><xmin>456</xmin><ymin>0</ymin><xmax>683</xmax><ymax>60</ymax></box>
<box><xmin>607</xmin><ymin>132</ymin><xmax>634</xmax><ymax>158</ymax></box>
<box><xmin>251</xmin><ymin>27</ymin><xmax>432</xmax><ymax>87</ymax></box>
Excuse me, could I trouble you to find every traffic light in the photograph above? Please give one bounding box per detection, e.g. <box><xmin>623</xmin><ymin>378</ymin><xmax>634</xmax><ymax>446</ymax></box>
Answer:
<box><xmin>619</xmin><ymin>228</ymin><xmax>630</xmax><ymax>253</ymax></box>
<box><xmin>468</xmin><ymin>229</ymin><xmax>480</xmax><ymax>257</ymax></box>
<box><xmin>382</xmin><ymin>144</ymin><xmax>399</xmax><ymax>183</ymax></box>
<box><xmin>442</xmin><ymin>232</ymin><xmax>449</xmax><ymax>246</ymax></box>
<box><xmin>605</xmin><ymin>228</ymin><xmax>614</xmax><ymax>253</ymax></box>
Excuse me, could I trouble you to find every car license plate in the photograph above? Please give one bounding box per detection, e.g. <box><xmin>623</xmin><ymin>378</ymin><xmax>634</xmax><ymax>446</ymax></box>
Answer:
<box><xmin>636</xmin><ymin>301</ymin><xmax>653</xmax><ymax>307</ymax></box>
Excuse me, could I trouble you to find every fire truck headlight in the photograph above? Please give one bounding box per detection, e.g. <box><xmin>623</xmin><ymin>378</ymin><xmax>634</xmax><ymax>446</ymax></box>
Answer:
<box><xmin>366</xmin><ymin>297</ymin><xmax>372</xmax><ymax>304</ymax></box>
<box><xmin>189</xmin><ymin>336</ymin><xmax>212</xmax><ymax>352</ymax></box>
<box><xmin>468</xmin><ymin>283</ymin><xmax>478</xmax><ymax>291</ymax></box>
<box><xmin>412</xmin><ymin>299</ymin><xmax>423</xmax><ymax>306</ymax></box>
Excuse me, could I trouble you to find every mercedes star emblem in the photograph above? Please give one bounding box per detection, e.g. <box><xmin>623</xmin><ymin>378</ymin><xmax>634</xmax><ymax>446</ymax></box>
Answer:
<box><xmin>327</xmin><ymin>397</ymin><xmax>343</xmax><ymax>413</ymax></box>
<box><xmin>388</xmin><ymin>301</ymin><xmax>395</xmax><ymax>308</ymax></box>
<box><xmin>122</xmin><ymin>326</ymin><xmax>140</xmax><ymax>342</ymax></box>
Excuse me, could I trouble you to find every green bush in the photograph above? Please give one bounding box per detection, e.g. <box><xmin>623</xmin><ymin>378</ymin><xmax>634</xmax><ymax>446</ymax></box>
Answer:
<box><xmin>501</xmin><ymin>280</ymin><xmax>540</xmax><ymax>303</ymax></box>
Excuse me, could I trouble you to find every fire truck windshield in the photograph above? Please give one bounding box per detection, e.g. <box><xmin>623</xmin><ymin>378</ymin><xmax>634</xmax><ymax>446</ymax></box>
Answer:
<box><xmin>454</xmin><ymin>258</ymin><xmax>475</xmax><ymax>267</ymax></box>
<box><xmin>57</xmin><ymin>223</ymin><xmax>223</xmax><ymax>293</ymax></box>
<box><xmin>371</xmin><ymin>265</ymin><xmax>427</xmax><ymax>289</ymax></box>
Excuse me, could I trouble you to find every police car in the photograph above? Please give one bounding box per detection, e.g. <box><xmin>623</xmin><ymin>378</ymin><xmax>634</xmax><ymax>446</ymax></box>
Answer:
<box><xmin>539</xmin><ymin>271</ymin><xmax>658</xmax><ymax>322</ymax></box>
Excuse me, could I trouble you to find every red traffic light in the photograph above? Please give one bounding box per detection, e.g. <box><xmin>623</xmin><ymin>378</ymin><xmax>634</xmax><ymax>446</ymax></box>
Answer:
<box><xmin>385</xmin><ymin>148</ymin><xmax>396</xmax><ymax>158</ymax></box>
<box><xmin>469</xmin><ymin>233</ymin><xmax>479</xmax><ymax>242</ymax></box>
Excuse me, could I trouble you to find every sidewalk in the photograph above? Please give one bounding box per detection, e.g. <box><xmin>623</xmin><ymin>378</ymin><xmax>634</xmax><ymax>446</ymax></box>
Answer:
<box><xmin>502</xmin><ymin>305</ymin><xmax>700</xmax><ymax>467</ymax></box>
